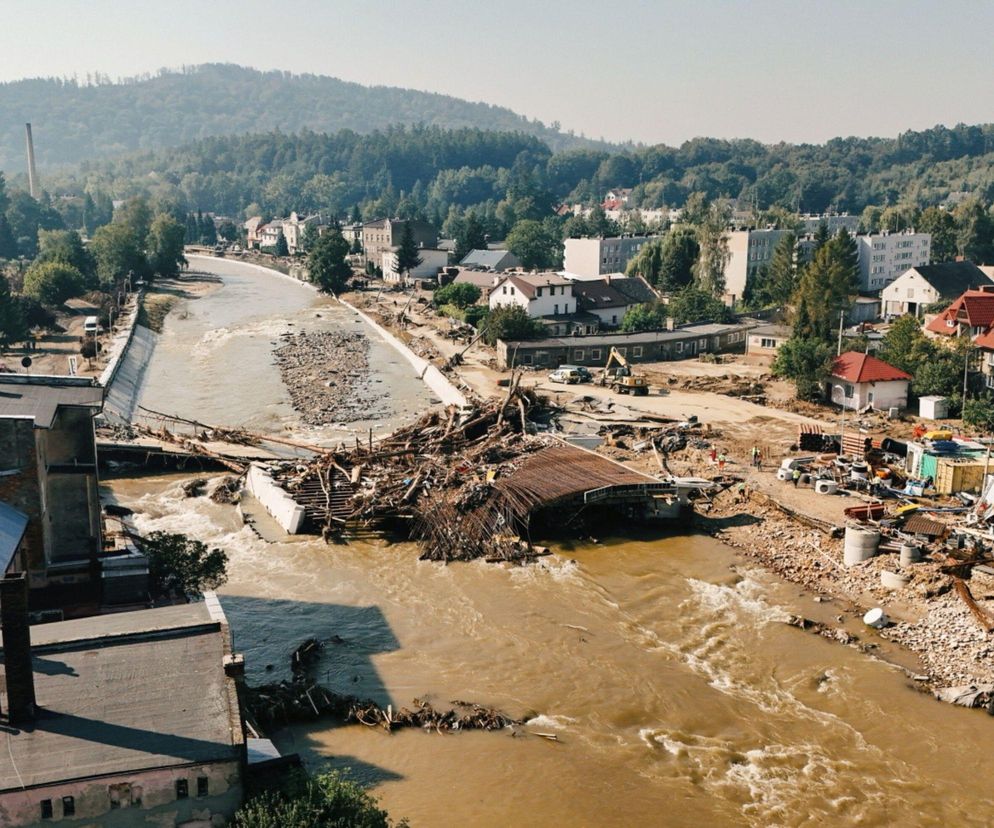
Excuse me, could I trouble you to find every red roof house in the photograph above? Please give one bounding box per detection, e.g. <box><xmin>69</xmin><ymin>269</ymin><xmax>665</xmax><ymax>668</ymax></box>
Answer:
<box><xmin>828</xmin><ymin>352</ymin><xmax>911</xmax><ymax>411</ymax></box>
<box><xmin>926</xmin><ymin>288</ymin><xmax>994</xmax><ymax>338</ymax></box>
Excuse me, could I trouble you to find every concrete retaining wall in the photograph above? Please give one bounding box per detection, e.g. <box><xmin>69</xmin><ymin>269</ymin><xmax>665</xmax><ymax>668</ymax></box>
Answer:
<box><xmin>338</xmin><ymin>298</ymin><xmax>468</xmax><ymax>410</ymax></box>
<box><xmin>245</xmin><ymin>464</ymin><xmax>306</xmax><ymax>534</ymax></box>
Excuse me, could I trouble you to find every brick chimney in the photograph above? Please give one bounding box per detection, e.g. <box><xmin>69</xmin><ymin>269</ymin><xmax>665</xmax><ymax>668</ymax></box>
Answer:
<box><xmin>1</xmin><ymin>573</ymin><xmax>35</xmax><ymax>724</ymax></box>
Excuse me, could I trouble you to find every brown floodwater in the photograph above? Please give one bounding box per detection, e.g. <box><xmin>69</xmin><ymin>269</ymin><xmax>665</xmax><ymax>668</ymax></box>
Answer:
<box><xmin>106</xmin><ymin>259</ymin><xmax>994</xmax><ymax>827</ymax></box>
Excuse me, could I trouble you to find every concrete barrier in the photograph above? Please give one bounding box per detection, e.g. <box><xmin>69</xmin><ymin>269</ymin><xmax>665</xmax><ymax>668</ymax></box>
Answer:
<box><xmin>98</xmin><ymin>289</ymin><xmax>145</xmax><ymax>389</ymax></box>
<box><xmin>245</xmin><ymin>463</ymin><xmax>306</xmax><ymax>534</ymax></box>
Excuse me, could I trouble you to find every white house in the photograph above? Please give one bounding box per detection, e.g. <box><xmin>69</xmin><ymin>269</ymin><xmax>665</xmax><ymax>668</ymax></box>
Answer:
<box><xmin>827</xmin><ymin>351</ymin><xmax>911</xmax><ymax>411</ymax></box>
<box><xmin>745</xmin><ymin>324</ymin><xmax>791</xmax><ymax>358</ymax></box>
<box><xmin>489</xmin><ymin>272</ymin><xmax>576</xmax><ymax>317</ymax></box>
<box><xmin>856</xmin><ymin>231</ymin><xmax>931</xmax><ymax>292</ymax></box>
<box><xmin>880</xmin><ymin>261</ymin><xmax>993</xmax><ymax>317</ymax></box>
<box><xmin>382</xmin><ymin>247</ymin><xmax>450</xmax><ymax>284</ymax></box>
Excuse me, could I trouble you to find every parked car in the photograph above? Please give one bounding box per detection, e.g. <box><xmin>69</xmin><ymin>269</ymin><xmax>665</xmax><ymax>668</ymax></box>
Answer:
<box><xmin>549</xmin><ymin>368</ymin><xmax>581</xmax><ymax>384</ymax></box>
<box><xmin>557</xmin><ymin>364</ymin><xmax>592</xmax><ymax>382</ymax></box>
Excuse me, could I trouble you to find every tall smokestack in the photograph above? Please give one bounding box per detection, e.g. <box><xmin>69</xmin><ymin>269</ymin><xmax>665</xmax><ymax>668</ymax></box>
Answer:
<box><xmin>24</xmin><ymin>123</ymin><xmax>39</xmax><ymax>199</ymax></box>
<box><xmin>1</xmin><ymin>573</ymin><xmax>36</xmax><ymax>724</ymax></box>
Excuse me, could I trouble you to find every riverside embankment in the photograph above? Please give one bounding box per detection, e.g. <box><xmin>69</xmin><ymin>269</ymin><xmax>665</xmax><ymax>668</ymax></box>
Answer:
<box><xmin>105</xmin><ymin>259</ymin><xmax>994</xmax><ymax>826</ymax></box>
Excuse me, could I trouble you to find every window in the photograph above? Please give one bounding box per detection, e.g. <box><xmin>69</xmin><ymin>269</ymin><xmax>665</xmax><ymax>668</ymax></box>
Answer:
<box><xmin>176</xmin><ymin>779</ymin><xmax>189</xmax><ymax>800</ymax></box>
<box><xmin>611</xmin><ymin>315</ymin><xmax>617</xmax><ymax>325</ymax></box>
<box><xmin>502</xmin><ymin>285</ymin><xmax>507</xmax><ymax>294</ymax></box>
<box><xmin>761</xmin><ymin>338</ymin><xmax>777</xmax><ymax>349</ymax></box>
<box><xmin>844</xmin><ymin>384</ymin><xmax>854</xmax><ymax>399</ymax></box>
<box><xmin>537</xmin><ymin>287</ymin><xmax>543</xmax><ymax>297</ymax></box>
<box><xmin>574</xmin><ymin>349</ymin><xmax>585</xmax><ymax>361</ymax></box>
<box><xmin>907</xmin><ymin>288</ymin><xmax>914</xmax><ymax>297</ymax></box>
<box><xmin>520</xmin><ymin>354</ymin><xmax>533</xmax><ymax>365</ymax></box>
<box><xmin>590</xmin><ymin>348</ymin><xmax>602</xmax><ymax>361</ymax></box>
<box><xmin>676</xmin><ymin>342</ymin><xmax>683</xmax><ymax>353</ymax></box>
<box><xmin>197</xmin><ymin>777</ymin><xmax>209</xmax><ymax>798</ymax></box>
<box><xmin>40</xmin><ymin>800</ymin><xmax>53</xmax><ymax>820</ymax></box>
<box><xmin>633</xmin><ymin>346</ymin><xmax>643</xmax><ymax>357</ymax></box>
<box><xmin>554</xmin><ymin>304</ymin><xmax>559</xmax><ymax>315</ymax></box>
<box><xmin>62</xmin><ymin>797</ymin><xmax>75</xmax><ymax>817</ymax></box>
<box><xmin>617</xmin><ymin>347</ymin><xmax>627</xmax><ymax>356</ymax></box>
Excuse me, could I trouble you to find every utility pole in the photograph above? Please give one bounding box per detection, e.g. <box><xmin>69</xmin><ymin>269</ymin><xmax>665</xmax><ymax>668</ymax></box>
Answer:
<box><xmin>964</xmin><ymin>347</ymin><xmax>971</xmax><ymax>401</ymax></box>
<box><xmin>837</xmin><ymin>309</ymin><xmax>845</xmax><ymax>356</ymax></box>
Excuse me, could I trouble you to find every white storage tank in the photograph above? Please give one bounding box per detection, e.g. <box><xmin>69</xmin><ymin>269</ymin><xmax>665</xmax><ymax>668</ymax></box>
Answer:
<box><xmin>844</xmin><ymin>526</ymin><xmax>880</xmax><ymax>566</ymax></box>
<box><xmin>919</xmin><ymin>395</ymin><xmax>949</xmax><ymax>420</ymax></box>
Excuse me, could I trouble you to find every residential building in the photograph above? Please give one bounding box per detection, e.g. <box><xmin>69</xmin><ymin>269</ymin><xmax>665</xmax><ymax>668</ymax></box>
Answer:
<box><xmin>724</xmin><ymin>228</ymin><xmax>790</xmax><ymax>305</ymax></box>
<box><xmin>602</xmin><ymin>189</ymin><xmax>633</xmax><ymax>210</ymax></box>
<box><xmin>924</xmin><ymin>286</ymin><xmax>994</xmax><ymax>388</ymax></box>
<box><xmin>490</xmin><ymin>272</ymin><xmax>576</xmax><ymax>318</ymax></box>
<box><xmin>243</xmin><ymin>216</ymin><xmax>264</xmax><ymax>248</ymax></box>
<box><xmin>799</xmin><ymin>214</ymin><xmax>860</xmax><ymax>235</ymax></box>
<box><xmin>0</xmin><ymin>375</ymin><xmax>103</xmax><ymax>592</ymax></box>
<box><xmin>458</xmin><ymin>249</ymin><xmax>521</xmax><ymax>272</ymax></box>
<box><xmin>0</xmin><ymin>596</ymin><xmax>245</xmax><ymax>826</ymax></box>
<box><xmin>571</xmin><ymin>275</ymin><xmax>657</xmax><ymax>328</ymax></box>
<box><xmin>362</xmin><ymin>219</ymin><xmax>437</xmax><ymax>267</ymax></box>
<box><xmin>256</xmin><ymin>220</ymin><xmax>284</xmax><ymax>250</ymax></box>
<box><xmin>280</xmin><ymin>212</ymin><xmax>326</xmax><ymax>255</ymax></box>
<box><xmin>496</xmin><ymin>321</ymin><xmax>757</xmax><ymax>370</ymax></box>
<box><xmin>563</xmin><ymin>235</ymin><xmax>656</xmax><ymax>280</ymax></box>
<box><xmin>827</xmin><ymin>352</ymin><xmax>911</xmax><ymax>411</ymax></box>
<box><xmin>856</xmin><ymin>232</ymin><xmax>931</xmax><ymax>292</ymax></box>
<box><xmin>745</xmin><ymin>324</ymin><xmax>791</xmax><ymax>358</ymax></box>
<box><xmin>381</xmin><ymin>247</ymin><xmax>449</xmax><ymax>284</ymax></box>
<box><xmin>881</xmin><ymin>261</ymin><xmax>994</xmax><ymax>317</ymax></box>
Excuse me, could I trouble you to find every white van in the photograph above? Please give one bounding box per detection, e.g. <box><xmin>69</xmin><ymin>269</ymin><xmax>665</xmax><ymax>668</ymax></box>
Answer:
<box><xmin>83</xmin><ymin>316</ymin><xmax>99</xmax><ymax>335</ymax></box>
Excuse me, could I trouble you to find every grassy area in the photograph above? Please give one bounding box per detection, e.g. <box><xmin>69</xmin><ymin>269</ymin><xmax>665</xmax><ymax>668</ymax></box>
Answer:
<box><xmin>138</xmin><ymin>293</ymin><xmax>178</xmax><ymax>333</ymax></box>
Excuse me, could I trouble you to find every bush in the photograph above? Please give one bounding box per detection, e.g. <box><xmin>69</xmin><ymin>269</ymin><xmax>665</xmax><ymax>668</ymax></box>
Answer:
<box><xmin>233</xmin><ymin>770</ymin><xmax>403</xmax><ymax>828</ymax></box>
<box><xmin>464</xmin><ymin>305</ymin><xmax>489</xmax><ymax>327</ymax></box>
<box><xmin>620</xmin><ymin>303</ymin><xmax>667</xmax><ymax>332</ymax></box>
<box><xmin>481</xmin><ymin>304</ymin><xmax>545</xmax><ymax>345</ymax></box>
<box><xmin>773</xmin><ymin>335</ymin><xmax>834</xmax><ymax>401</ymax></box>
<box><xmin>432</xmin><ymin>282</ymin><xmax>481</xmax><ymax>309</ymax></box>
<box><xmin>80</xmin><ymin>339</ymin><xmax>101</xmax><ymax>359</ymax></box>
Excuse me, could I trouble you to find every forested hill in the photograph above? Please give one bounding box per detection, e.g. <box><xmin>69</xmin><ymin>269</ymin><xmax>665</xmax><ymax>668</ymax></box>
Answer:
<box><xmin>0</xmin><ymin>64</ymin><xmax>609</xmax><ymax>168</ymax></box>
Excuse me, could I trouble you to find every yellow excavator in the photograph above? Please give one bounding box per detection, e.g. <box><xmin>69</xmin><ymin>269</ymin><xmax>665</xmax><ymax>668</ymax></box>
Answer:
<box><xmin>601</xmin><ymin>347</ymin><xmax>650</xmax><ymax>395</ymax></box>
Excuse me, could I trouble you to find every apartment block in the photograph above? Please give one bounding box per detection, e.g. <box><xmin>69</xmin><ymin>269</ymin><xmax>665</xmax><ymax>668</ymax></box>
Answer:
<box><xmin>856</xmin><ymin>232</ymin><xmax>931</xmax><ymax>292</ymax></box>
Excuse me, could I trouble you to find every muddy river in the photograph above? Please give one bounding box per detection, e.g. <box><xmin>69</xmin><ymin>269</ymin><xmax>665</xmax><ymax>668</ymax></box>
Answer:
<box><xmin>107</xmin><ymin>258</ymin><xmax>994</xmax><ymax>827</ymax></box>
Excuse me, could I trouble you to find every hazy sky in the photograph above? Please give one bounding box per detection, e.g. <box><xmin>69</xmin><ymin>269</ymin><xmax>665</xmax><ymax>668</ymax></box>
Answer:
<box><xmin>4</xmin><ymin>0</ymin><xmax>994</xmax><ymax>145</ymax></box>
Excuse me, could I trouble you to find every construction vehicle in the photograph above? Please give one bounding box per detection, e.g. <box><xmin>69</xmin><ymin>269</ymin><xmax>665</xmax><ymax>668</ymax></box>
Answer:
<box><xmin>601</xmin><ymin>347</ymin><xmax>650</xmax><ymax>395</ymax></box>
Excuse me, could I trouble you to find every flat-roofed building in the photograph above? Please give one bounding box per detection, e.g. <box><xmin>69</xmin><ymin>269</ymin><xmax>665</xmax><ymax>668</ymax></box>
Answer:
<box><xmin>564</xmin><ymin>236</ymin><xmax>656</xmax><ymax>280</ymax></box>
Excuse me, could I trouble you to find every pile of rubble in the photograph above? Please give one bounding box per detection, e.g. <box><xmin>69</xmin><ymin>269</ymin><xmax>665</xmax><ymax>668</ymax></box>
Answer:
<box><xmin>272</xmin><ymin>330</ymin><xmax>388</xmax><ymax>426</ymax></box>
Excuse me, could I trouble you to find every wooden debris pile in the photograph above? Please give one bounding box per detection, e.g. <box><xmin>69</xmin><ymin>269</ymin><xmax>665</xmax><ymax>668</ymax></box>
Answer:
<box><xmin>270</xmin><ymin>379</ymin><xmax>558</xmax><ymax>560</ymax></box>
<box><xmin>243</xmin><ymin>639</ymin><xmax>519</xmax><ymax>734</ymax></box>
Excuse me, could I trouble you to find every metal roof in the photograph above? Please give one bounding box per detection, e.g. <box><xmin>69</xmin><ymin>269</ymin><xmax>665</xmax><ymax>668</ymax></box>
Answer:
<box><xmin>0</xmin><ymin>375</ymin><xmax>103</xmax><ymax>429</ymax></box>
<box><xmin>503</xmin><ymin>320</ymin><xmax>755</xmax><ymax>350</ymax></box>
<box><xmin>0</xmin><ymin>602</ymin><xmax>241</xmax><ymax>792</ymax></box>
<box><xmin>0</xmin><ymin>501</ymin><xmax>27</xmax><ymax>573</ymax></box>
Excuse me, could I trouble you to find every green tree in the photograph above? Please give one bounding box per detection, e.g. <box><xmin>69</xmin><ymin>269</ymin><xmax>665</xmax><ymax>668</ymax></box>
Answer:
<box><xmin>393</xmin><ymin>222</ymin><xmax>422</xmax><ymax>279</ymax></box>
<box><xmin>917</xmin><ymin>206</ymin><xmax>958</xmax><ymax>262</ymax></box>
<box><xmin>300</xmin><ymin>223</ymin><xmax>321</xmax><ymax>254</ymax></box>
<box><xmin>773</xmin><ymin>336</ymin><xmax>834</xmax><ymax>401</ymax></box>
<box><xmin>666</xmin><ymin>286</ymin><xmax>732</xmax><ymax>325</ymax></box>
<box><xmin>82</xmin><ymin>193</ymin><xmax>99</xmax><ymax>236</ymax></box>
<box><xmin>432</xmin><ymin>282</ymin><xmax>481</xmax><ymax>309</ymax></box>
<box><xmin>758</xmin><ymin>231</ymin><xmax>797</xmax><ymax>306</ymax></box>
<box><xmin>274</xmin><ymin>230</ymin><xmax>290</xmax><ymax>257</ymax></box>
<box><xmin>954</xmin><ymin>199</ymin><xmax>994</xmax><ymax>262</ymax></box>
<box><xmin>482</xmin><ymin>303</ymin><xmax>544</xmax><ymax>345</ymax></box>
<box><xmin>22</xmin><ymin>261</ymin><xmax>86</xmax><ymax>305</ymax></box>
<box><xmin>232</xmin><ymin>770</ymin><xmax>399</xmax><ymax>828</ymax></box>
<box><xmin>147</xmin><ymin>213</ymin><xmax>187</xmax><ymax>277</ymax></box>
<box><xmin>114</xmin><ymin>197</ymin><xmax>153</xmax><ymax>248</ymax></box>
<box><xmin>5</xmin><ymin>191</ymin><xmax>64</xmax><ymax>257</ymax></box>
<box><xmin>0</xmin><ymin>216</ymin><xmax>17</xmax><ymax>259</ymax></box>
<box><xmin>141</xmin><ymin>531</ymin><xmax>228</xmax><ymax>599</ymax></box>
<box><xmin>620</xmin><ymin>303</ymin><xmax>667</xmax><ymax>332</ymax></box>
<box><xmin>963</xmin><ymin>392</ymin><xmax>994</xmax><ymax>433</ymax></box>
<box><xmin>505</xmin><ymin>219</ymin><xmax>560</xmax><ymax>270</ymax></box>
<box><xmin>878</xmin><ymin>315</ymin><xmax>933</xmax><ymax>374</ymax></box>
<box><xmin>693</xmin><ymin>203</ymin><xmax>730</xmax><ymax>298</ymax></box>
<box><xmin>791</xmin><ymin>238</ymin><xmax>858</xmax><ymax>342</ymax></box>
<box><xmin>880</xmin><ymin>204</ymin><xmax>919</xmax><ymax>233</ymax></box>
<box><xmin>37</xmin><ymin>229</ymin><xmax>97</xmax><ymax>287</ymax></box>
<box><xmin>0</xmin><ymin>277</ymin><xmax>27</xmax><ymax>349</ymax></box>
<box><xmin>90</xmin><ymin>222</ymin><xmax>146</xmax><ymax>290</ymax></box>
<box><xmin>860</xmin><ymin>205</ymin><xmax>883</xmax><ymax>234</ymax></box>
<box><xmin>308</xmin><ymin>230</ymin><xmax>352</xmax><ymax>293</ymax></box>
<box><xmin>454</xmin><ymin>212</ymin><xmax>488</xmax><ymax>262</ymax></box>
<box><xmin>627</xmin><ymin>227</ymin><xmax>698</xmax><ymax>290</ymax></box>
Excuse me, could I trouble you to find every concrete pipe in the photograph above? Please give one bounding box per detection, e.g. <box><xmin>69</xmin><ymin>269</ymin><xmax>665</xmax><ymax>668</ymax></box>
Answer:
<box><xmin>899</xmin><ymin>544</ymin><xmax>922</xmax><ymax>567</ymax></box>
<box><xmin>844</xmin><ymin>526</ymin><xmax>880</xmax><ymax>566</ymax></box>
<box><xmin>881</xmin><ymin>570</ymin><xmax>912</xmax><ymax>590</ymax></box>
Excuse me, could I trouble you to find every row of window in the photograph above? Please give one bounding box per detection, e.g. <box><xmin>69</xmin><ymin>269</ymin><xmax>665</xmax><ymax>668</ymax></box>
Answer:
<box><xmin>41</xmin><ymin>777</ymin><xmax>209</xmax><ymax>820</ymax></box>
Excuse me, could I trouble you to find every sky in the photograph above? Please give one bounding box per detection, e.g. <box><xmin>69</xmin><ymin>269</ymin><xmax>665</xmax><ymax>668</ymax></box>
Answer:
<box><xmin>4</xmin><ymin>0</ymin><xmax>994</xmax><ymax>146</ymax></box>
